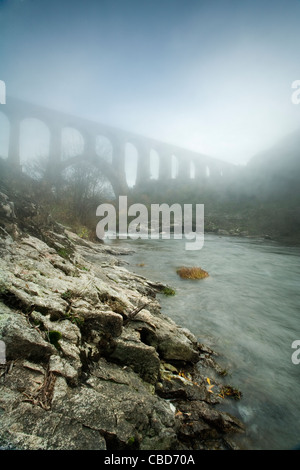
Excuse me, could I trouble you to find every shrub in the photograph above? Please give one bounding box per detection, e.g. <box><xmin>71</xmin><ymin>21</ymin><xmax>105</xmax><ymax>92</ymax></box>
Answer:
<box><xmin>162</xmin><ymin>286</ymin><xmax>176</xmax><ymax>296</ymax></box>
<box><xmin>176</xmin><ymin>266</ymin><xmax>209</xmax><ymax>280</ymax></box>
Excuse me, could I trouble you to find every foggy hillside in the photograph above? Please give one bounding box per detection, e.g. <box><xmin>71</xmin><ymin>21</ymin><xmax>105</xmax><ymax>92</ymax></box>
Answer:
<box><xmin>248</xmin><ymin>128</ymin><xmax>300</xmax><ymax>177</ymax></box>
<box><xmin>242</xmin><ymin>128</ymin><xmax>300</xmax><ymax>202</ymax></box>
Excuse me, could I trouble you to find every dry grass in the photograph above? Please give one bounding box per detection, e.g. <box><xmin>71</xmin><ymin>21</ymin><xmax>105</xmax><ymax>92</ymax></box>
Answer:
<box><xmin>176</xmin><ymin>266</ymin><xmax>209</xmax><ymax>280</ymax></box>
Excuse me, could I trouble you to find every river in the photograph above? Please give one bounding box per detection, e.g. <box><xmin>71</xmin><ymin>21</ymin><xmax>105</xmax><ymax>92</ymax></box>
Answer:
<box><xmin>108</xmin><ymin>234</ymin><xmax>300</xmax><ymax>450</ymax></box>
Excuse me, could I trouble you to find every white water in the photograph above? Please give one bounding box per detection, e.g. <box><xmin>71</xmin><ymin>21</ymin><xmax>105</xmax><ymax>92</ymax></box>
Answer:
<box><xmin>110</xmin><ymin>234</ymin><xmax>300</xmax><ymax>450</ymax></box>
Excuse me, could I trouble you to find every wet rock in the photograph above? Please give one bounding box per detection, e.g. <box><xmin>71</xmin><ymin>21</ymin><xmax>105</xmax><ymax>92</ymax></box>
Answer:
<box><xmin>176</xmin><ymin>400</ymin><xmax>245</xmax><ymax>436</ymax></box>
<box><xmin>156</xmin><ymin>364</ymin><xmax>207</xmax><ymax>401</ymax></box>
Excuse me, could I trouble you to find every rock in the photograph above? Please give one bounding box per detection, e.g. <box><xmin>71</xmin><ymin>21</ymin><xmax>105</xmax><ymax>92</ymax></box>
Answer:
<box><xmin>176</xmin><ymin>400</ymin><xmax>245</xmax><ymax>436</ymax></box>
<box><xmin>0</xmin><ymin>310</ymin><xmax>56</xmax><ymax>361</ymax></box>
<box><xmin>156</xmin><ymin>365</ymin><xmax>207</xmax><ymax>401</ymax></box>
<box><xmin>29</xmin><ymin>311</ymin><xmax>82</xmax><ymax>384</ymax></box>
<box><xmin>109</xmin><ymin>329</ymin><xmax>160</xmax><ymax>384</ymax></box>
<box><xmin>154</xmin><ymin>318</ymin><xmax>199</xmax><ymax>364</ymax></box>
<box><xmin>0</xmin><ymin>400</ymin><xmax>107</xmax><ymax>450</ymax></box>
<box><xmin>49</xmin><ymin>355</ymin><xmax>79</xmax><ymax>385</ymax></box>
<box><xmin>46</xmin><ymin>357</ymin><xmax>176</xmax><ymax>450</ymax></box>
<box><xmin>218</xmin><ymin>229</ymin><xmax>230</xmax><ymax>236</ymax></box>
<box><xmin>30</xmin><ymin>311</ymin><xmax>81</xmax><ymax>345</ymax></box>
<box><xmin>81</xmin><ymin>310</ymin><xmax>123</xmax><ymax>339</ymax></box>
<box><xmin>129</xmin><ymin>309</ymin><xmax>200</xmax><ymax>364</ymax></box>
<box><xmin>0</xmin><ymin>270</ymin><xmax>69</xmax><ymax>320</ymax></box>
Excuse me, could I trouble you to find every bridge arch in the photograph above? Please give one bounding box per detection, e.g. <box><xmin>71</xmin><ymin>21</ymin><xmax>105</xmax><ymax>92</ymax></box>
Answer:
<box><xmin>125</xmin><ymin>142</ymin><xmax>138</xmax><ymax>187</ymax></box>
<box><xmin>61</xmin><ymin>126</ymin><xmax>85</xmax><ymax>160</ymax></box>
<box><xmin>95</xmin><ymin>135</ymin><xmax>113</xmax><ymax>163</ymax></box>
<box><xmin>20</xmin><ymin>117</ymin><xmax>50</xmax><ymax>168</ymax></box>
<box><xmin>59</xmin><ymin>153</ymin><xmax>126</xmax><ymax>199</ymax></box>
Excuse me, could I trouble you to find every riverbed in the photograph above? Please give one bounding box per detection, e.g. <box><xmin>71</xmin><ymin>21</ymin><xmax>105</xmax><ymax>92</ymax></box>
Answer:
<box><xmin>108</xmin><ymin>234</ymin><xmax>300</xmax><ymax>450</ymax></box>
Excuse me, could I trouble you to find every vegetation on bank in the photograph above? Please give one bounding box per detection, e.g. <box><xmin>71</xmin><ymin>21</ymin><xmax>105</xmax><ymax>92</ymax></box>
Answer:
<box><xmin>176</xmin><ymin>266</ymin><xmax>209</xmax><ymax>280</ymax></box>
<box><xmin>161</xmin><ymin>286</ymin><xmax>176</xmax><ymax>296</ymax></box>
<box><xmin>0</xmin><ymin>159</ymin><xmax>112</xmax><ymax>242</ymax></box>
<box><xmin>2</xmin><ymin>144</ymin><xmax>300</xmax><ymax>246</ymax></box>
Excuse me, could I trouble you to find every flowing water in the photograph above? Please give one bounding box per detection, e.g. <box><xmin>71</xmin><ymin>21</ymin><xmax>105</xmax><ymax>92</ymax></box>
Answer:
<box><xmin>109</xmin><ymin>234</ymin><xmax>300</xmax><ymax>450</ymax></box>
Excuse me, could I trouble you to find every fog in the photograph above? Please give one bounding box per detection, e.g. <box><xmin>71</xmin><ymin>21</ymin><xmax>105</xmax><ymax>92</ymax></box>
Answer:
<box><xmin>1</xmin><ymin>0</ymin><xmax>300</xmax><ymax>167</ymax></box>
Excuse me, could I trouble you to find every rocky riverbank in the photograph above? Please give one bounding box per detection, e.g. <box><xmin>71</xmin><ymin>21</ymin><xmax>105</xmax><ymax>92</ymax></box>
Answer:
<box><xmin>0</xmin><ymin>181</ymin><xmax>245</xmax><ymax>451</ymax></box>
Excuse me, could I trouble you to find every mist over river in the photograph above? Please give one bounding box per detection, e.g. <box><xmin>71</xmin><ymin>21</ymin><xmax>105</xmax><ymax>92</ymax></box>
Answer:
<box><xmin>108</xmin><ymin>234</ymin><xmax>300</xmax><ymax>450</ymax></box>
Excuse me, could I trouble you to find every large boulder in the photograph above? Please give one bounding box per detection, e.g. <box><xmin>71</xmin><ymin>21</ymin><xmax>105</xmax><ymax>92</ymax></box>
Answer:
<box><xmin>109</xmin><ymin>329</ymin><xmax>160</xmax><ymax>384</ymax></box>
<box><xmin>128</xmin><ymin>309</ymin><xmax>200</xmax><ymax>364</ymax></box>
<box><xmin>0</xmin><ymin>308</ymin><xmax>56</xmax><ymax>361</ymax></box>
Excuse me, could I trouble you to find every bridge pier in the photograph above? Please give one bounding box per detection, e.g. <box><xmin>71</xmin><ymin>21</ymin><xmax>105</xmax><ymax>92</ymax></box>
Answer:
<box><xmin>177</xmin><ymin>155</ymin><xmax>190</xmax><ymax>180</ymax></box>
<box><xmin>44</xmin><ymin>124</ymin><xmax>62</xmax><ymax>183</ymax></box>
<box><xmin>159</xmin><ymin>153</ymin><xmax>172</xmax><ymax>180</ymax></box>
<box><xmin>135</xmin><ymin>145</ymin><xmax>150</xmax><ymax>186</ymax></box>
<box><xmin>194</xmin><ymin>160</ymin><xmax>207</xmax><ymax>182</ymax></box>
<box><xmin>48</xmin><ymin>125</ymin><xmax>61</xmax><ymax>163</ymax></box>
<box><xmin>111</xmin><ymin>139</ymin><xmax>128</xmax><ymax>196</ymax></box>
<box><xmin>207</xmin><ymin>162</ymin><xmax>221</xmax><ymax>181</ymax></box>
<box><xmin>82</xmin><ymin>132</ymin><xmax>95</xmax><ymax>162</ymax></box>
<box><xmin>8</xmin><ymin>118</ymin><xmax>21</xmax><ymax>171</ymax></box>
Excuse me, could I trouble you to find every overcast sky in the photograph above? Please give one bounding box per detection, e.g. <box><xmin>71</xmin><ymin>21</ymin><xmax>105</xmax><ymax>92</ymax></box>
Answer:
<box><xmin>1</xmin><ymin>0</ymin><xmax>300</xmax><ymax>165</ymax></box>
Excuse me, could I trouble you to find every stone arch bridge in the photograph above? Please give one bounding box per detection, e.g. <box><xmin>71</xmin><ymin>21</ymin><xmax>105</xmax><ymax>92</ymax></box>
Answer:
<box><xmin>1</xmin><ymin>97</ymin><xmax>236</xmax><ymax>197</ymax></box>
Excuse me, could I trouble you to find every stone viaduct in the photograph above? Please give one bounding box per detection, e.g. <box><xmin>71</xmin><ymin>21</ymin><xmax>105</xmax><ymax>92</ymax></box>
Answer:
<box><xmin>0</xmin><ymin>97</ymin><xmax>236</xmax><ymax>197</ymax></box>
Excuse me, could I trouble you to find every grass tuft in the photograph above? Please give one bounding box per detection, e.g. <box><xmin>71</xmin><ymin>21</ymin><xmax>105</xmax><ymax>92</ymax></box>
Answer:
<box><xmin>176</xmin><ymin>266</ymin><xmax>209</xmax><ymax>280</ymax></box>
